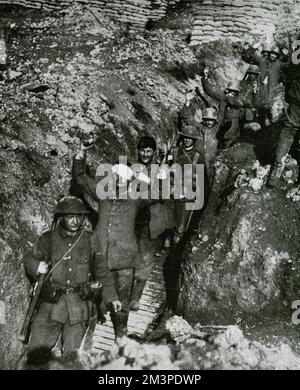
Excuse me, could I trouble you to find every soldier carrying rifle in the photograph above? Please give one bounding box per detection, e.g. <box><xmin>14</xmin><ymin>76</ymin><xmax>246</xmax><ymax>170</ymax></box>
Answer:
<box><xmin>23</xmin><ymin>196</ymin><xmax>120</xmax><ymax>359</ymax></box>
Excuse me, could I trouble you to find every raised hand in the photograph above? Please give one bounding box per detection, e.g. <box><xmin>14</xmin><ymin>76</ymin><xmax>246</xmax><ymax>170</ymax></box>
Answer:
<box><xmin>37</xmin><ymin>261</ymin><xmax>49</xmax><ymax>275</ymax></box>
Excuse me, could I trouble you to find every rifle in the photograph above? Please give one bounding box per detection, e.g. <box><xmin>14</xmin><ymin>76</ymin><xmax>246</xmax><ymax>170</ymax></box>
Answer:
<box><xmin>19</xmin><ymin>226</ymin><xmax>85</xmax><ymax>344</ymax></box>
<box><xmin>19</xmin><ymin>273</ymin><xmax>46</xmax><ymax>344</ymax></box>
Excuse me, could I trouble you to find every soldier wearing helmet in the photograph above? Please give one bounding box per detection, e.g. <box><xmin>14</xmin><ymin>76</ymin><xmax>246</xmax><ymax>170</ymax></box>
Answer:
<box><xmin>202</xmin><ymin>67</ymin><xmax>243</xmax><ymax>148</ymax></box>
<box><xmin>202</xmin><ymin>107</ymin><xmax>218</xmax><ymax>128</ymax></box>
<box><xmin>225</xmin><ymin>80</ymin><xmax>241</xmax><ymax>97</ymax></box>
<box><xmin>24</xmin><ymin>196</ymin><xmax>120</xmax><ymax>360</ymax></box>
<box><xmin>246</xmin><ymin>64</ymin><xmax>261</xmax><ymax>81</ymax></box>
<box><xmin>269</xmin><ymin>45</ymin><xmax>281</xmax><ymax>62</ymax></box>
<box><xmin>242</xmin><ymin>41</ymin><xmax>289</xmax><ymax>125</ymax></box>
<box><xmin>199</xmin><ymin>107</ymin><xmax>220</xmax><ymax>185</ymax></box>
<box><xmin>171</xmin><ymin>125</ymin><xmax>204</xmax><ymax>244</ymax></box>
<box><xmin>239</xmin><ymin>64</ymin><xmax>263</xmax><ymax>132</ymax></box>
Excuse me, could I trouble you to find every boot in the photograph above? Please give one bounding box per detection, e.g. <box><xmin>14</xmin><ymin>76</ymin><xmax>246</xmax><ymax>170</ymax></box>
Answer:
<box><xmin>267</xmin><ymin>163</ymin><xmax>283</xmax><ymax>188</ymax></box>
<box><xmin>155</xmin><ymin>236</ymin><xmax>171</xmax><ymax>258</ymax></box>
<box><xmin>111</xmin><ymin>310</ymin><xmax>128</xmax><ymax>339</ymax></box>
<box><xmin>130</xmin><ymin>279</ymin><xmax>146</xmax><ymax>311</ymax></box>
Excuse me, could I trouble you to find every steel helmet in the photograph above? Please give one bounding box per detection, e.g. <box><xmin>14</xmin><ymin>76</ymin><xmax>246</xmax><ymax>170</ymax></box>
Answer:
<box><xmin>202</xmin><ymin>108</ymin><xmax>218</xmax><ymax>121</ymax></box>
<box><xmin>54</xmin><ymin>196</ymin><xmax>89</xmax><ymax>215</ymax></box>
<box><xmin>247</xmin><ymin>64</ymin><xmax>261</xmax><ymax>75</ymax></box>
<box><xmin>226</xmin><ymin>80</ymin><xmax>241</xmax><ymax>93</ymax></box>
<box><xmin>269</xmin><ymin>45</ymin><xmax>280</xmax><ymax>56</ymax></box>
<box><xmin>178</xmin><ymin>125</ymin><xmax>200</xmax><ymax>139</ymax></box>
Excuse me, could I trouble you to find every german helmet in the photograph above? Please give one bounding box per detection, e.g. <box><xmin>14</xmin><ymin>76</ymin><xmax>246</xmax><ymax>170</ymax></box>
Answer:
<box><xmin>226</xmin><ymin>80</ymin><xmax>241</xmax><ymax>93</ymax></box>
<box><xmin>178</xmin><ymin>125</ymin><xmax>200</xmax><ymax>139</ymax></box>
<box><xmin>202</xmin><ymin>108</ymin><xmax>218</xmax><ymax>121</ymax></box>
<box><xmin>247</xmin><ymin>64</ymin><xmax>261</xmax><ymax>75</ymax></box>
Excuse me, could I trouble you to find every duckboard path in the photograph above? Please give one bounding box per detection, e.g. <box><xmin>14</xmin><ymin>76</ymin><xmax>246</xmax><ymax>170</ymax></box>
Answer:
<box><xmin>83</xmin><ymin>254</ymin><xmax>166</xmax><ymax>354</ymax></box>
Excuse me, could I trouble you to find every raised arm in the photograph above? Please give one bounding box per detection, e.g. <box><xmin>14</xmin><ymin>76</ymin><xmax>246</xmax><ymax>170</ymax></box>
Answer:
<box><xmin>72</xmin><ymin>151</ymin><xmax>98</xmax><ymax>202</ymax></box>
<box><xmin>242</xmin><ymin>45</ymin><xmax>264</xmax><ymax>66</ymax></box>
<box><xmin>202</xmin><ymin>76</ymin><xmax>223</xmax><ymax>101</ymax></box>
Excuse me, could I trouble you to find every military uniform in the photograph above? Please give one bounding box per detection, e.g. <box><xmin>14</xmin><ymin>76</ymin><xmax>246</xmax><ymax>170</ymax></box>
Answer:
<box><xmin>135</xmin><ymin>162</ymin><xmax>174</xmax><ymax>281</ymax></box>
<box><xmin>173</xmin><ymin>136</ymin><xmax>205</xmax><ymax>240</ymax></box>
<box><xmin>241</xmin><ymin>46</ymin><xmax>289</xmax><ymax>120</ymax></box>
<box><xmin>73</xmin><ymin>157</ymin><xmax>152</xmax><ymax>336</ymax></box>
<box><xmin>240</xmin><ymin>77</ymin><xmax>260</xmax><ymax>112</ymax></box>
<box><xmin>202</xmin><ymin>77</ymin><xmax>243</xmax><ymax>147</ymax></box>
<box><xmin>24</xmin><ymin>225</ymin><xmax>117</xmax><ymax>353</ymax></box>
<box><xmin>268</xmin><ymin>62</ymin><xmax>300</xmax><ymax>187</ymax></box>
<box><xmin>198</xmin><ymin>124</ymin><xmax>219</xmax><ymax>186</ymax></box>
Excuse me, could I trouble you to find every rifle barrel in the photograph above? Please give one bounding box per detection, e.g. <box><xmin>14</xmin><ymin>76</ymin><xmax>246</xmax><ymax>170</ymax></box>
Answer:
<box><xmin>19</xmin><ymin>273</ymin><xmax>46</xmax><ymax>343</ymax></box>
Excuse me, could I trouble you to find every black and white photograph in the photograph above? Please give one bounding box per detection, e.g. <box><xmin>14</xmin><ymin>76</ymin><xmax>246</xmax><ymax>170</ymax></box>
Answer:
<box><xmin>0</xmin><ymin>0</ymin><xmax>300</xmax><ymax>376</ymax></box>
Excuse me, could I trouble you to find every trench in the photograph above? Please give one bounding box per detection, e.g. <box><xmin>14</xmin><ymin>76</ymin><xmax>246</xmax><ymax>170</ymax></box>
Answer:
<box><xmin>0</xmin><ymin>4</ymin><xmax>200</xmax><ymax>368</ymax></box>
<box><xmin>1</xmin><ymin>3</ymin><xmax>300</xmax><ymax>370</ymax></box>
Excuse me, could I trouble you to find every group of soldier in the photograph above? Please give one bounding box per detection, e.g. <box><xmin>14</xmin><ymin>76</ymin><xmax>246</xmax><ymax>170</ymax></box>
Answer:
<box><xmin>23</xmin><ymin>37</ymin><xmax>300</xmax><ymax>361</ymax></box>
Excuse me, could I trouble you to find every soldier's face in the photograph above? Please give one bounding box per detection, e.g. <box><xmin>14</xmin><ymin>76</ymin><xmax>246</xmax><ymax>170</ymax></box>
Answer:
<box><xmin>262</xmin><ymin>51</ymin><xmax>269</xmax><ymax>60</ymax></box>
<box><xmin>204</xmin><ymin>119</ymin><xmax>216</xmax><ymax>129</ymax></box>
<box><xmin>62</xmin><ymin>214</ymin><xmax>84</xmax><ymax>233</ymax></box>
<box><xmin>183</xmin><ymin>137</ymin><xmax>195</xmax><ymax>148</ymax></box>
<box><xmin>138</xmin><ymin>147</ymin><xmax>155</xmax><ymax>165</ymax></box>
<box><xmin>248</xmin><ymin>73</ymin><xmax>257</xmax><ymax>82</ymax></box>
<box><xmin>226</xmin><ymin>90</ymin><xmax>238</xmax><ymax>98</ymax></box>
<box><xmin>269</xmin><ymin>53</ymin><xmax>278</xmax><ymax>62</ymax></box>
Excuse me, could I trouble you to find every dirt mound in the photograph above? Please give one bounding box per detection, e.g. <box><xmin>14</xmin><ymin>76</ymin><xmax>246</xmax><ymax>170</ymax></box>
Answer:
<box><xmin>178</xmin><ymin>143</ymin><xmax>300</xmax><ymax>324</ymax></box>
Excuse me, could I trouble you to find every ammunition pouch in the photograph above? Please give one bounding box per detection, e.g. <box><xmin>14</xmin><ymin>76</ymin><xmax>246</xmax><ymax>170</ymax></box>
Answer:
<box><xmin>40</xmin><ymin>283</ymin><xmax>65</xmax><ymax>304</ymax></box>
<box><xmin>40</xmin><ymin>282</ymin><xmax>103</xmax><ymax>304</ymax></box>
<box><xmin>78</xmin><ymin>282</ymin><xmax>103</xmax><ymax>303</ymax></box>
<box><xmin>77</xmin><ymin>284</ymin><xmax>94</xmax><ymax>301</ymax></box>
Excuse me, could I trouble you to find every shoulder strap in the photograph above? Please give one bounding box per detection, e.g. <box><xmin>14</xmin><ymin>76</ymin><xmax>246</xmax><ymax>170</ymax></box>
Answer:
<box><xmin>44</xmin><ymin>229</ymin><xmax>85</xmax><ymax>283</ymax></box>
<box><xmin>182</xmin><ymin>147</ymin><xmax>193</xmax><ymax>164</ymax></box>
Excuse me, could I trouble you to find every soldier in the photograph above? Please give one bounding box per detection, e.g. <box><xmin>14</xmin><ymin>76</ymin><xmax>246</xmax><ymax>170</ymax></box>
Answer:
<box><xmin>24</xmin><ymin>196</ymin><xmax>120</xmax><ymax>357</ymax></box>
<box><xmin>267</xmin><ymin>60</ymin><xmax>300</xmax><ymax>187</ymax></box>
<box><xmin>200</xmin><ymin>107</ymin><xmax>220</xmax><ymax>186</ymax></box>
<box><xmin>242</xmin><ymin>42</ymin><xmax>288</xmax><ymax>124</ymax></box>
<box><xmin>240</xmin><ymin>64</ymin><xmax>262</xmax><ymax>131</ymax></box>
<box><xmin>178</xmin><ymin>89</ymin><xmax>203</xmax><ymax>132</ymax></box>
<box><xmin>72</xmin><ymin>149</ymin><xmax>159</xmax><ymax>340</ymax></box>
<box><xmin>202</xmin><ymin>68</ymin><xmax>243</xmax><ymax>148</ymax></box>
<box><xmin>133</xmin><ymin>136</ymin><xmax>174</xmax><ymax>309</ymax></box>
<box><xmin>172</xmin><ymin>125</ymin><xmax>204</xmax><ymax>244</ymax></box>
